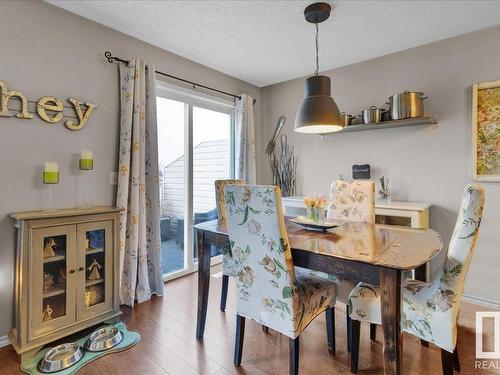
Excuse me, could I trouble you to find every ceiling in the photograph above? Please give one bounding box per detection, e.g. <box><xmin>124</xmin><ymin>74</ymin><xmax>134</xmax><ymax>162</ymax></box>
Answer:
<box><xmin>47</xmin><ymin>0</ymin><xmax>500</xmax><ymax>87</ymax></box>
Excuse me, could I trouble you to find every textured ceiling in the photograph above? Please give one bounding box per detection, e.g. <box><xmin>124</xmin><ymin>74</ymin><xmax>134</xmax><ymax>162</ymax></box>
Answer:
<box><xmin>47</xmin><ymin>0</ymin><xmax>500</xmax><ymax>87</ymax></box>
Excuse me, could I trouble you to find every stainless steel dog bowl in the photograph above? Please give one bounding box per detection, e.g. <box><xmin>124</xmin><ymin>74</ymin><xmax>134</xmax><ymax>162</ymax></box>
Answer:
<box><xmin>38</xmin><ymin>343</ymin><xmax>84</xmax><ymax>373</ymax></box>
<box><xmin>84</xmin><ymin>326</ymin><xmax>123</xmax><ymax>352</ymax></box>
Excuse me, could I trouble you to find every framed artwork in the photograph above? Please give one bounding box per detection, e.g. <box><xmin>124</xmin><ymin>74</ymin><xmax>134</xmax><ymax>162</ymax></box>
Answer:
<box><xmin>472</xmin><ymin>80</ymin><xmax>500</xmax><ymax>181</ymax></box>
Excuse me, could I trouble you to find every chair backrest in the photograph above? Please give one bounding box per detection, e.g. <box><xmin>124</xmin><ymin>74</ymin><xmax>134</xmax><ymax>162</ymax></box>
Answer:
<box><xmin>215</xmin><ymin>179</ymin><xmax>244</xmax><ymax>222</ymax></box>
<box><xmin>442</xmin><ymin>184</ymin><xmax>485</xmax><ymax>300</ymax></box>
<box><xmin>327</xmin><ymin>180</ymin><xmax>375</xmax><ymax>223</ymax></box>
<box><xmin>224</xmin><ymin>184</ymin><xmax>298</xmax><ymax>337</ymax></box>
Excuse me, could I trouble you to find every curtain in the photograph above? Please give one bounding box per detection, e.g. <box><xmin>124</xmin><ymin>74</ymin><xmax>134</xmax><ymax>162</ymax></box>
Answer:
<box><xmin>116</xmin><ymin>58</ymin><xmax>164</xmax><ymax>306</ymax></box>
<box><xmin>235</xmin><ymin>94</ymin><xmax>256</xmax><ymax>183</ymax></box>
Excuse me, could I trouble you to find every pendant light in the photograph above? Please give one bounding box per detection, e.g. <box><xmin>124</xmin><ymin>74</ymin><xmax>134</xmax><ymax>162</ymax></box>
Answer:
<box><xmin>294</xmin><ymin>2</ymin><xmax>343</xmax><ymax>134</ymax></box>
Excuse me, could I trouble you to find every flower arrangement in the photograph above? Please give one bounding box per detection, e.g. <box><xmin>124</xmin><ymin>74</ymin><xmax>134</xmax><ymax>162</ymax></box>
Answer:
<box><xmin>303</xmin><ymin>195</ymin><xmax>328</xmax><ymax>223</ymax></box>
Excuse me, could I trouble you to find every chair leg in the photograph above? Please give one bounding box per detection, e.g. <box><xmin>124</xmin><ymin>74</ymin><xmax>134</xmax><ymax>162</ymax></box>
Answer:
<box><xmin>262</xmin><ymin>325</ymin><xmax>269</xmax><ymax>333</ymax></box>
<box><xmin>453</xmin><ymin>346</ymin><xmax>460</xmax><ymax>372</ymax></box>
<box><xmin>350</xmin><ymin>320</ymin><xmax>361</xmax><ymax>374</ymax></box>
<box><xmin>233</xmin><ymin>315</ymin><xmax>245</xmax><ymax>367</ymax></box>
<box><xmin>326</xmin><ymin>307</ymin><xmax>336</xmax><ymax>355</ymax></box>
<box><xmin>420</xmin><ymin>339</ymin><xmax>429</xmax><ymax>347</ymax></box>
<box><xmin>441</xmin><ymin>348</ymin><xmax>454</xmax><ymax>375</ymax></box>
<box><xmin>220</xmin><ymin>275</ymin><xmax>229</xmax><ymax>312</ymax></box>
<box><xmin>370</xmin><ymin>323</ymin><xmax>376</xmax><ymax>341</ymax></box>
<box><xmin>289</xmin><ymin>337</ymin><xmax>299</xmax><ymax>375</ymax></box>
<box><xmin>346</xmin><ymin>311</ymin><xmax>352</xmax><ymax>353</ymax></box>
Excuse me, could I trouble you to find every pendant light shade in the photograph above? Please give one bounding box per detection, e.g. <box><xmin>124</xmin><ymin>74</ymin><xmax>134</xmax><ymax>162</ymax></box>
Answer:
<box><xmin>295</xmin><ymin>2</ymin><xmax>343</xmax><ymax>134</ymax></box>
<box><xmin>294</xmin><ymin>75</ymin><xmax>342</xmax><ymax>133</ymax></box>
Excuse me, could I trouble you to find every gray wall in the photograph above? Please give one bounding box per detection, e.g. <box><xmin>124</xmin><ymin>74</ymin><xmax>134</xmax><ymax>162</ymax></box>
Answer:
<box><xmin>0</xmin><ymin>0</ymin><xmax>261</xmax><ymax>338</ymax></box>
<box><xmin>261</xmin><ymin>25</ymin><xmax>500</xmax><ymax>305</ymax></box>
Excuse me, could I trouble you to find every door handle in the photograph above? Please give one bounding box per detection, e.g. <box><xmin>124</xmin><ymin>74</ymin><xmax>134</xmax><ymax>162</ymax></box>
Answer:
<box><xmin>69</xmin><ymin>269</ymin><xmax>76</xmax><ymax>274</ymax></box>
<box><xmin>78</xmin><ymin>267</ymin><xmax>84</xmax><ymax>272</ymax></box>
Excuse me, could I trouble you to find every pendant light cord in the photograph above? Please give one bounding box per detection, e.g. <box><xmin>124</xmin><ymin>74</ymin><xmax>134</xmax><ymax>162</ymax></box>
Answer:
<box><xmin>314</xmin><ymin>22</ymin><xmax>319</xmax><ymax>76</ymax></box>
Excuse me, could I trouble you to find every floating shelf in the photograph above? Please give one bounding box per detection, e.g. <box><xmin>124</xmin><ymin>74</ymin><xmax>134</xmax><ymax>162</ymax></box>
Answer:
<box><xmin>329</xmin><ymin>116</ymin><xmax>438</xmax><ymax>134</ymax></box>
<box><xmin>86</xmin><ymin>247</ymin><xmax>104</xmax><ymax>255</ymax></box>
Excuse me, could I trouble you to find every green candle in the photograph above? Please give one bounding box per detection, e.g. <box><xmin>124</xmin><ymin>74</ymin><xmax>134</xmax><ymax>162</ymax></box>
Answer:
<box><xmin>80</xmin><ymin>150</ymin><xmax>93</xmax><ymax>170</ymax></box>
<box><xmin>43</xmin><ymin>162</ymin><xmax>59</xmax><ymax>184</ymax></box>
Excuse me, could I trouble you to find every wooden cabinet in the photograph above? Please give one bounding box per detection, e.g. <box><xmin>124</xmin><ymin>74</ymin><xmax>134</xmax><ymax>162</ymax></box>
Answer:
<box><xmin>9</xmin><ymin>207</ymin><xmax>122</xmax><ymax>360</ymax></box>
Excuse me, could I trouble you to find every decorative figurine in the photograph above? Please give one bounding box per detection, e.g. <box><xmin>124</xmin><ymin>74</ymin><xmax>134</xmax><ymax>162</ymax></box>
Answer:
<box><xmin>42</xmin><ymin>305</ymin><xmax>53</xmax><ymax>322</ymax></box>
<box><xmin>57</xmin><ymin>268</ymin><xmax>66</xmax><ymax>284</ymax></box>
<box><xmin>43</xmin><ymin>272</ymin><xmax>55</xmax><ymax>292</ymax></box>
<box><xmin>85</xmin><ymin>238</ymin><xmax>91</xmax><ymax>250</ymax></box>
<box><xmin>43</xmin><ymin>238</ymin><xmax>56</xmax><ymax>258</ymax></box>
<box><xmin>87</xmin><ymin>259</ymin><xmax>103</xmax><ymax>280</ymax></box>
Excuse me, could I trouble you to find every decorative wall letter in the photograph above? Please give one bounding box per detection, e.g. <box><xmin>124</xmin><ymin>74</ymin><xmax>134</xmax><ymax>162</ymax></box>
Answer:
<box><xmin>65</xmin><ymin>99</ymin><xmax>97</xmax><ymax>131</ymax></box>
<box><xmin>0</xmin><ymin>80</ymin><xmax>34</xmax><ymax>119</ymax></box>
<box><xmin>37</xmin><ymin>96</ymin><xmax>64</xmax><ymax>123</ymax></box>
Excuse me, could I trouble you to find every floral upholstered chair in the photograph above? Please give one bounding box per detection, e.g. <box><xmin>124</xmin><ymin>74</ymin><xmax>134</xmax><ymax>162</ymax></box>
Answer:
<box><xmin>325</xmin><ymin>180</ymin><xmax>376</xmax><ymax>349</ymax></box>
<box><xmin>225</xmin><ymin>185</ymin><xmax>338</xmax><ymax>375</ymax></box>
<box><xmin>348</xmin><ymin>184</ymin><xmax>485</xmax><ymax>374</ymax></box>
<box><xmin>327</xmin><ymin>179</ymin><xmax>375</xmax><ymax>223</ymax></box>
<box><xmin>214</xmin><ymin>179</ymin><xmax>244</xmax><ymax>311</ymax></box>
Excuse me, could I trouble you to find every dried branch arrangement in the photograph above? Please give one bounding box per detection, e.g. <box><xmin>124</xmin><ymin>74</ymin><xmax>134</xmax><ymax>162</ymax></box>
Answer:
<box><xmin>270</xmin><ymin>134</ymin><xmax>297</xmax><ymax>197</ymax></box>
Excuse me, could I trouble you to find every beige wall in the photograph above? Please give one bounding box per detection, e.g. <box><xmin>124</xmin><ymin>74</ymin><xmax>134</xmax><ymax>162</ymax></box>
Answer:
<box><xmin>261</xmin><ymin>25</ymin><xmax>500</xmax><ymax>305</ymax></box>
<box><xmin>0</xmin><ymin>0</ymin><xmax>261</xmax><ymax>338</ymax></box>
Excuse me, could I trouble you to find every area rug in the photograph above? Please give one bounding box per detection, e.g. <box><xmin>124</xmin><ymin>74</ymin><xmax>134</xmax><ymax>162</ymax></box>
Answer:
<box><xmin>20</xmin><ymin>322</ymin><xmax>140</xmax><ymax>375</ymax></box>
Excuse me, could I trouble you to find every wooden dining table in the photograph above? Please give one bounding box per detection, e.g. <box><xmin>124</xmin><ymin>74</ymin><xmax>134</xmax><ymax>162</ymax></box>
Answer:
<box><xmin>195</xmin><ymin>218</ymin><xmax>443</xmax><ymax>375</ymax></box>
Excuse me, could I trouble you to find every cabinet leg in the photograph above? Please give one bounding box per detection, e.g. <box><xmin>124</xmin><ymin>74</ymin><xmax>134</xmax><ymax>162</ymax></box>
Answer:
<box><xmin>20</xmin><ymin>345</ymin><xmax>44</xmax><ymax>362</ymax></box>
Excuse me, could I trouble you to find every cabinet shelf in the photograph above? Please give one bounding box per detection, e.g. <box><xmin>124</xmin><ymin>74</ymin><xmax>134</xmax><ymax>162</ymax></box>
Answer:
<box><xmin>43</xmin><ymin>254</ymin><xmax>66</xmax><ymax>263</ymax></box>
<box><xmin>86</xmin><ymin>278</ymin><xmax>104</xmax><ymax>286</ymax></box>
<box><xmin>328</xmin><ymin>116</ymin><xmax>438</xmax><ymax>134</ymax></box>
<box><xmin>43</xmin><ymin>285</ymin><xmax>66</xmax><ymax>298</ymax></box>
<box><xmin>86</xmin><ymin>247</ymin><xmax>104</xmax><ymax>255</ymax></box>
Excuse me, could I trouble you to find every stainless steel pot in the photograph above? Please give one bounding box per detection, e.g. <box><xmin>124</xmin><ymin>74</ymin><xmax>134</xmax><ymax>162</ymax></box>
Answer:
<box><xmin>340</xmin><ymin>112</ymin><xmax>355</xmax><ymax>126</ymax></box>
<box><xmin>359</xmin><ymin>106</ymin><xmax>386</xmax><ymax>124</ymax></box>
<box><xmin>387</xmin><ymin>91</ymin><xmax>427</xmax><ymax>120</ymax></box>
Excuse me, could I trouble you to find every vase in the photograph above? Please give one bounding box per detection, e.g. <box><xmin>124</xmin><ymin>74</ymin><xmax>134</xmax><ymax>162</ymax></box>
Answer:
<box><xmin>306</xmin><ymin>206</ymin><xmax>325</xmax><ymax>224</ymax></box>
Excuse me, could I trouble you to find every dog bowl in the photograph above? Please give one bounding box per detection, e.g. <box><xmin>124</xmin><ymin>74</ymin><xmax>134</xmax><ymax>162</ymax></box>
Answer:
<box><xmin>84</xmin><ymin>326</ymin><xmax>123</xmax><ymax>352</ymax></box>
<box><xmin>38</xmin><ymin>343</ymin><xmax>84</xmax><ymax>373</ymax></box>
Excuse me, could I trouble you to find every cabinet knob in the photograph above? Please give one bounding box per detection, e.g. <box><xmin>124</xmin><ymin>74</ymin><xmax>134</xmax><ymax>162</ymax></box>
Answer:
<box><xmin>78</xmin><ymin>267</ymin><xmax>84</xmax><ymax>272</ymax></box>
<box><xmin>69</xmin><ymin>269</ymin><xmax>75</xmax><ymax>274</ymax></box>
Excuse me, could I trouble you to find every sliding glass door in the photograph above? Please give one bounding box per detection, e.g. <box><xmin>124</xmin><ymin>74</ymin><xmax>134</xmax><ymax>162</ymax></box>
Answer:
<box><xmin>156</xmin><ymin>83</ymin><xmax>234</xmax><ymax>280</ymax></box>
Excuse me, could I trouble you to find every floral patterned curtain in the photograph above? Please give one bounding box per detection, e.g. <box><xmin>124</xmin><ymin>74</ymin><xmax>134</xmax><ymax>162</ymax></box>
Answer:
<box><xmin>235</xmin><ymin>94</ymin><xmax>256</xmax><ymax>183</ymax></box>
<box><xmin>116</xmin><ymin>58</ymin><xmax>164</xmax><ymax>306</ymax></box>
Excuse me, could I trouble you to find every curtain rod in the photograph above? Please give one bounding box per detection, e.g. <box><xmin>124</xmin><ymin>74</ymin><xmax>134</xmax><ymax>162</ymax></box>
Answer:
<box><xmin>104</xmin><ymin>51</ymin><xmax>256</xmax><ymax>105</ymax></box>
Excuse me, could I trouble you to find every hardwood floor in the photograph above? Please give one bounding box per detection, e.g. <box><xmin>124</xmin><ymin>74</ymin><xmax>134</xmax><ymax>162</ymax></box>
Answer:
<box><xmin>1</xmin><ymin>265</ymin><xmax>499</xmax><ymax>375</ymax></box>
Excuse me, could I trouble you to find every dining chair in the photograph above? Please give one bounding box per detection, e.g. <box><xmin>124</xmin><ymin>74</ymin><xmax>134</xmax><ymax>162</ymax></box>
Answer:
<box><xmin>225</xmin><ymin>184</ymin><xmax>338</xmax><ymax>375</ymax></box>
<box><xmin>326</xmin><ymin>179</ymin><xmax>376</xmax><ymax>350</ymax></box>
<box><xmin>214</xmin><ymin>179</ymin><xmax>244</xmax><ymax>312</ymax></box>
<box><xmin>347</xmin><ymin>184</ymin><xmax>485</xmax><ymax>374</ymax></box>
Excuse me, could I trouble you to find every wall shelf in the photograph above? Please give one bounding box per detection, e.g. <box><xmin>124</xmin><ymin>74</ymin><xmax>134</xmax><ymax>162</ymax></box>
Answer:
<box><xmin>328</xmin><ymin>116</ymin><xmax>438</xmax><ymax>134</ymax></box>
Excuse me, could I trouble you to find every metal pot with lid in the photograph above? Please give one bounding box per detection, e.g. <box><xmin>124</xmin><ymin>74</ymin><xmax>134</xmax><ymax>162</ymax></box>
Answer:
<box><xmin>340</xmin><ymin>112</ymin><xmax>355</xmax><ymax>126</ymax></box>
<box><xmin>359</xmin><ymin>106</ymin><xmax>386</xmax><ymax>124</ymax></box>
<box><xmin>387</xmin><ymin>91</ymin><xmax>427</xmax><ymax>120</ymax></box>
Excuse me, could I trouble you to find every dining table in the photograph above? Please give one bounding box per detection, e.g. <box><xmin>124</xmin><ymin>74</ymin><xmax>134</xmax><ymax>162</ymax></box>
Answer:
<box><xmin>195</xmin><ymin>218</ymin><xmax>443</xmax><ymax>375</ymax></box>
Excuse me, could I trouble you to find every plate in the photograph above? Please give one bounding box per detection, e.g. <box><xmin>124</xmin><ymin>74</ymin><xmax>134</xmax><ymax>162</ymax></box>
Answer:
<box><xmin>84</xmin><ymin>326</ymin><xmax>123</xmax><ymax>352</ymax></box>
<box><xmin>38</xmin><ymin>343</ymin><xmax>84</xmax><ymax>373</ymax></box>
<box><xmin>288</xmin><ymin>216</ymin><xmax>339</xmax><ymax>232</ymax></box>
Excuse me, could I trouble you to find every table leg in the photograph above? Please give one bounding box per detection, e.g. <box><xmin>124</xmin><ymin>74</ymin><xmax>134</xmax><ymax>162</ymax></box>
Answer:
<box><xmin>380</xmin><ymin>268</ymin><xmax>402</xmax><ymax>375</ymax></box>
<box><xmin>196</xmin><ymin>229</ymin><xmax>210</xmax><ymax>339</ymax></box>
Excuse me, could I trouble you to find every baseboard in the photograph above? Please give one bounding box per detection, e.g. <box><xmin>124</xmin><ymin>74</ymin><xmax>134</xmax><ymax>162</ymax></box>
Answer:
<box><xmin>0</xmin><ymin>335</ymin><xmax>10</xmax><ymax>348</ymax></box>
<box><xmin>462</xmin><ymin>294</ymin><xmax>500</xmax><ymax>309</ymax></box>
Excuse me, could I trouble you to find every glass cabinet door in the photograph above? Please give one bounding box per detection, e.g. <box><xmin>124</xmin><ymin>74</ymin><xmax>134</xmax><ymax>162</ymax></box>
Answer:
<box><xmin>31</xmin><ymin>225</ymin><xmax>76</xmax><ymax>339</ymax></box>
<box><xmin>77</xmin><ymin>221</ymin><xmax>113</xmax><ymax>320</ymax></box>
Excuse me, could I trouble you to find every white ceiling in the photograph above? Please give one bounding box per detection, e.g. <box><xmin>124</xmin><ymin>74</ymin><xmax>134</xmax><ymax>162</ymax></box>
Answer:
<box><xmin>48</xmin><ymin>0</ymin><xmax>500</xmax><ymax>87</ymax></box>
